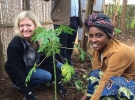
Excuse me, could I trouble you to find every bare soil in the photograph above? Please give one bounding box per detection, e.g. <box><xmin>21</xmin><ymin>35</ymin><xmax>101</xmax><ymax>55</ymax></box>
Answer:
<box><xmin>0</xmin><ymin>33</ymin><xmax>135</xmax><ymax>100</ymax></box>
<box><xmin>0</xmin><ymin>51</ymin><xmax>91</xmax><ymax>100</ymax></box>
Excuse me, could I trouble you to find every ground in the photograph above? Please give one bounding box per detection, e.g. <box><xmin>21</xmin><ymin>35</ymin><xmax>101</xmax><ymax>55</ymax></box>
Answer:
<box><xmin>0</xmin><ymin>54</ymin><xmax>90</xmax><ymax>100</ymax></box>
<box><xmin>0</xmin><ymin>33</ymin><xmax>135</xmax><ymax>100</ymax></box>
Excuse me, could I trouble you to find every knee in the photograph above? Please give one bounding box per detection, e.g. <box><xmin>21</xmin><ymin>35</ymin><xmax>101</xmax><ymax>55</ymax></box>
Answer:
<box><xmin>42</xmin><ymin>71</ymin><xmax>52</xmax><ymax>82</ymax></box>
<box><xmin>39</xmin><ymin>71</ymin><xmax>52</xmax><ymax>83</ymax></box>
<box><xmin>45</xmin><ymin>72</ymin><xmax>52</xmax><ymax>81</ymax></box>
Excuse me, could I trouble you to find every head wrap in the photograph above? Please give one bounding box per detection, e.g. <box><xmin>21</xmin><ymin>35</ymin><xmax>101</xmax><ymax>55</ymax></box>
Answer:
<box><xmin>85</xmin><ymin>13</ymin><xmax>114</xmax><ymax>37</ymax></box>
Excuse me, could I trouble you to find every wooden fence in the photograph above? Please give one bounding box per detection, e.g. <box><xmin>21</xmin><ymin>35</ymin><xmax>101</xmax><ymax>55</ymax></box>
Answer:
<box><xmin>0</xmin><ymin>0</ymin><xmax>89</xmax><ymax>78</ymax></box>
<box><xmin>0</xmin><ymin>0</ymin><xmax>87</xmax><ymax>61</ymax></box>
<box><xmin>1</xmin><ymin>0</ymin><xmax>135</xmax><ymax>62</ymax></box>
<box><xmin>0</xmin><ymin>0</ymin><xmax>53</xmax><ymax>61</ymax></box>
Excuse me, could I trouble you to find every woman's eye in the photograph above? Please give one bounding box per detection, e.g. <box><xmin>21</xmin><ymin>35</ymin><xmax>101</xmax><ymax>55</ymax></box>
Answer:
<box><xmin>26</xmin><ymin>24</ymin><xmax>31</xmax><ymax>27</ymax></box>
<box><xmin>19</xmin><ymin>25</ymin><xmax>24</xmax><ymax>28</ymax></box>
<box><xmin>89</xmin><ymin>34</ymin><xmax>93</xmax><ymax>38</ymax></box>
<box><xmin>19</xmin><ymin>24</ymin><xmax>31</xmax><ymax>28</ymax></box>
<box><xmin>96</xmin><ymin>34</ymin><xmax>102</xmax><ymax>38</ymax></box>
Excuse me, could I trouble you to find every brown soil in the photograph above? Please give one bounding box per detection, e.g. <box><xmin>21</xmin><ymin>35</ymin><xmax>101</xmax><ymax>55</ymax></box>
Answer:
<box><xmin>0</xmin><ymin>33</ymin><xmax>135</xmax><ymax>100</ymax></box>
<box><xmin>0</xmin><ymin>55</ymin><xmax>91</xmax><ymax>100</ymax></box>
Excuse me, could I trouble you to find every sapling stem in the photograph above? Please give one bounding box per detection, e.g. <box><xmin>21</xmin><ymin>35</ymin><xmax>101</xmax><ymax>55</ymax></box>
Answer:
<box><xmin>52</xmin><ymin>43</ymin><xmax>58</xmax><ymax>100</ymax></box>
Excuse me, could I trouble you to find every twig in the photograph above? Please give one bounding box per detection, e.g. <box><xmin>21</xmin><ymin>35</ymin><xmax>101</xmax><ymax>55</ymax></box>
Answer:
<box><xmin>74</xmin><ymin>68</ymin><xmax>87</xmax><ymax>73</ymax></box>
<box><xmin>36</xmin><ymin>49</ymin><xmax>52</xmax><ymax>67</ymax></box>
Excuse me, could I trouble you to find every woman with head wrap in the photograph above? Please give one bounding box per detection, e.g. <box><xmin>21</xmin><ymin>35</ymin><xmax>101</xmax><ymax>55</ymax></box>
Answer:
<box><xmin>81</xmin><ymin>13</ymin><xmax>135</xmax><ymax>100</ymax></box>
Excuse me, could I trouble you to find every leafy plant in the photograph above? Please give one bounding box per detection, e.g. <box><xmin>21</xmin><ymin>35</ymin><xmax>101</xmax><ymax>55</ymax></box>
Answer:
<box><xmin>25</xmin><ymin>25</ymin><xmax>75</xmax><ymax>100</ymax></box>
<box><xmin>25</xmin><ymin>62</ymin><xmax>37</xmax><ymax>86</ymax></box>
<box><xmin>74</xmin><ymin>44</ymin><xmax>91</xmax><ymax>61</ymax></box>
<box><xmin>74</xmin><ymin>80</ymin><xmax>85</xmax><ymax>92</ymax></box>
<box><xmin>114</xmin><ymin>28</ymin><xmax>122</xmax><ymax>35</ymax></box>
<box><xmin>130</xmin><ymin>17</ymin><xmax>135</xmax><ymax>29</ymax></box>
<box><xmin>105</xmin><ymin>3</ymin><xmax>135</xmax><ymax>32</ymax></box>
<box><xmin>25</xmin><ymin>25</ymin><xmax>90</xmax><ymax>100</ymax></box>
<box><xmin>61</xmin><ymin>61</ymin><xmax>75</xmax><ymax>82</ymax></box>
<box><xmin>74</xmin><ymin>73</ymin><xmax>89</xmax><ymax>93</ymax></box>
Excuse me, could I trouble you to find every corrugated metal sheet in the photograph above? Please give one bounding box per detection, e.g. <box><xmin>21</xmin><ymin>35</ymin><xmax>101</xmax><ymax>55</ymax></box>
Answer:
<box><xmin>93</xmin><ymin>0</ymin><xmax>104</xmax><ymax>11</ymax></box>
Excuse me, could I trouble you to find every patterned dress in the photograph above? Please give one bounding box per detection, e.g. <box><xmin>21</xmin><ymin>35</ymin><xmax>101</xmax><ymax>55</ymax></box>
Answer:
<box><xmin>86</xmin><ymin>69</ymin><xmax>135</xmax><ymax>100</ymax></box>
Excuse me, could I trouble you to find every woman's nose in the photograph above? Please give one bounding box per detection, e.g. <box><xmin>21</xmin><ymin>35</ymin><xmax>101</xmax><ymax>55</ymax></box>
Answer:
<box><xmin>90</xmin><ymin>37</ymin><xmax>97</xmax><ymax>43</ymax></box>
<box><xmin>23</xmin><ymin>25</ymin><xmax>28</xmax><ymax>30</ymax></box>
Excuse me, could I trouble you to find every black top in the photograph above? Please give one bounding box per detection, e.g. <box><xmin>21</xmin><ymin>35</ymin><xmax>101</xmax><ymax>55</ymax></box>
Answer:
<box><xmin>5</xmin><ymin>36</ymin><xmax>58</xmax><ymax>95</ymax></box>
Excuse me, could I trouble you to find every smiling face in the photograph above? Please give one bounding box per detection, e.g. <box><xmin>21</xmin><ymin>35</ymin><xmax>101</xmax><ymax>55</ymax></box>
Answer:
<box><xmin>19</xmin><ymin>17</ymin><xmax>36</xmax><ymax>41</ymax></box>
<box><xmin>88</xmin><ymin>27</ymin><xmax>110</xmax><ymax>52</ymax></box>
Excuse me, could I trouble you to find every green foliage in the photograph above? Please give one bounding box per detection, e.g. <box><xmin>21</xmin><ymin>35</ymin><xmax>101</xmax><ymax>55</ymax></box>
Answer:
<box><xmin>25</xmin><ymin>25</ymin><xmax>91</xmax><ymax>100</ymax></box>
<box><xmin>32</xmin><ymin>27</ymin><xmax>60</xmax><ymax>45</ymax></box>
<box><xmin>54</xmin><ymin>25</ymin><xmax>75</xmax><ymax>36</ymax></box>
<box><xmin>25</xmin><ymin>62</ymin><xmax>37</xmax><ymax>86</ymax></box>
<box><xmin>105</xmin><ymin>4</ymin><xmax>135</xmax><ymax>31</ymax></box>
<box><xmin>124</xmin><ymin>5</ymin><xmax>135</xmax><ymax>29</ymax></box>
<box><xmin>61</xmin><ymin>61</ymin><xmax>75</xmax><ymax>82</ymax></box>
<box><xmin>117</xmin><ymin>6</ymin><xmax>122</xmax><ymax>15</ymax></box>
<box><xmin>74</xmin><ymin>44</ymin><xmax>91</xmax><ymax>61</ymax></box>
<box><xmin>114</xmin><ymin>28</ymin><xmax>122</xmax><ymax>35</ymax></box>
<box><xmin>38</xmin><ymin>42</ymin><xmax>62</xmax><ymax>58</ymax></box>
<box><xmin>25</xmin><ymin>25</ymin><xmax>77</xmax><ymax>100</ymax></box>
<box><xmin>74</xmin><ymin>73</ymin><xmax>89</xmax><ymax>93</ymax></box>
<box><xmin>83</xmin><ymin>74</ymin><xmax>89</xmax><ymax>81</ymax></box>
<box><xmin>74</xmin><ymin>80</ymin><xmax>85</xmax><ymax>92</ymax></box>
<box><xmin>130</xmin><ymin>17</ymin><xmax>135</xmax><ymax>29</ymax></box>
<box><xmin>31</xmin><ymin>26</ymin><xmax>73</xmax><ymax>57</ymax></box>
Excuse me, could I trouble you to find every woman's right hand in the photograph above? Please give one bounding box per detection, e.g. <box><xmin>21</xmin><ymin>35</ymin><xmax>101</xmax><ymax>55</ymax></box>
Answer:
<box><xmin>80</xmin><ymin>93</ymin><xmax>88</xmax><ymax>100</ymax></box>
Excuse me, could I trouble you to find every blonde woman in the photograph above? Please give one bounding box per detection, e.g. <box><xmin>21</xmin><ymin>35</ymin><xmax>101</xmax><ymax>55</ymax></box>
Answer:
<box><xmin>5</xmin><ymin>11</ymin><xmax>67</xmax><ymax>100</ymax></box>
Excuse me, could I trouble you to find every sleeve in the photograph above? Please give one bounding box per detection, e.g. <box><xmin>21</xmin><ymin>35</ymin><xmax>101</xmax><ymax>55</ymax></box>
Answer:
<box><xmin>91</xmin><ymin>51</ymin><xmax>132</xmax><ymax>100</ymax></box>
<box><xmin>5</xmin><ymin>45</ymin><xmax>31</xmax><ymax>95</ymax></box>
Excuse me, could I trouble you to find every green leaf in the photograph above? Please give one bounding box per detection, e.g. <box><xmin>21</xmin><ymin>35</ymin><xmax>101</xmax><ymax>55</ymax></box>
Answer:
<box><xmin>74</xmin><ymin>44</ymin><xmax>92</xmax><ymax>61</ymax></box>
<box><xmin>25</xmin><ymin>62</ymin><xmax>37</xmax><ymax>86</ymax></box>
<box><xmin>130</xmin><ymin>17</ymin><xmax>135</xmax><ymax>29</ymax></box>
<box><xmin>114</xmin><ymin>28</ymin><xmax>122</xmax><ymax>35</ymax></box>
<box><xmin>54</xmin><ymin>25</ymin><xmax>75</xmax><ymax>36</ymax></box>
<box><xmin>61</xmin><ymin>61</ymin><xmax>75</xmax><ymax>82</ymax></box>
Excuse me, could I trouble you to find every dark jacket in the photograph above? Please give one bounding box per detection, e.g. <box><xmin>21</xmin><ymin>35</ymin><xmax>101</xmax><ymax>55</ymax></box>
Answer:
<box><xmin>44</xmin><ymin>0</ymin><xmax>83</xmax><ymax>26</ymax></box>
<box><xmin>5</xmin><ymin>36</ymin><xmax>56</xmax><ymax>95</ymax></box>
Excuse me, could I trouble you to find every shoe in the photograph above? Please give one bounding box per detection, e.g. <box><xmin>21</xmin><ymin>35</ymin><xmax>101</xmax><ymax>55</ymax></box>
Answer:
<box><xmin>57</xmin><ymin>82</ymin><xmax>67</xmax><ymax>97</ymax></box>
<box><xmin>23</xmin><ymin>92</ymin><xmax>38</xmax><ymax>100</ymax></box>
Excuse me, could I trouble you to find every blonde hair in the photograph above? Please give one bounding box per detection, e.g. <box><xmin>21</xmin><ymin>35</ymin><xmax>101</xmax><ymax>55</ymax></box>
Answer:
<box><xmin>14</xmin><ymin>11</ymin><xmax>42</xmax><ymax>49</ymax></box>
<box><xmin>14</xmin><ymin>10</ymin><xmax>42</xmax><ymax>37</ymax></box>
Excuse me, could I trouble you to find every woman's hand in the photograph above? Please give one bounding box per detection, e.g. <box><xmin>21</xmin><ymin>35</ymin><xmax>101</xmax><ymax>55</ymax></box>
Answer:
<box><xmin>80</xmin><ymin>93</ymin><xmax>88</xmax><ymax>100</ymax></box>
